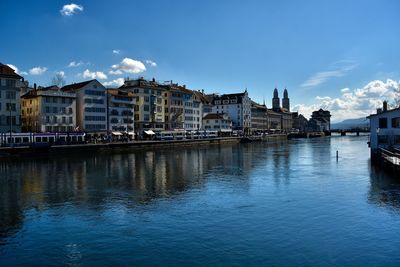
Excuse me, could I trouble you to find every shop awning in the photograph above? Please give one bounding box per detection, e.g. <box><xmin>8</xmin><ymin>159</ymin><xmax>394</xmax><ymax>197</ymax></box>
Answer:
<box><xmin>144</xmin><ymin>130</ymin><xmax>156</xmax><ymax>135</ymax></box>
<box><xmin>128</xmin><ymin>132</ymin><xmax>135</xmax><ymax>136</ymax></box>
<box><xmin>220</xmin><ymin>129</ymin><xmax>233</xmax><ymax>132</ymax></box>
<box><xmin>112</xmin><ymin>132</ymin><xmax>123</xmax><ymax>136</ymax></box>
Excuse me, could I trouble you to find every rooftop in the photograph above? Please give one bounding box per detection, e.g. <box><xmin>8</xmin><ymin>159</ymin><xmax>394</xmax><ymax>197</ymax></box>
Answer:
<box><xmin>61</xmin><ymin>79</ymin><xmax>96</xmax><ymax>92</ymax></box>
<box><xmin>0</xmin><ymin>63</ymin><xmax>22</xmax><ymax>79</ymax></box>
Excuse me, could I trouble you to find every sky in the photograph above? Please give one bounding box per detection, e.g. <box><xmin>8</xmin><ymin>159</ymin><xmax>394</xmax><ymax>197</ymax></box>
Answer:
<box><xmin>1</xmin><ymin>0</ymin><xmax>400</xmax><ymax>122</ymax></box>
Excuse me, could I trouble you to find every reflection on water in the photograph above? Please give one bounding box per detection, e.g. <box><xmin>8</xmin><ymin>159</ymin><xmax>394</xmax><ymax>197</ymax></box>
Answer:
<box><xmin>1</xmin><ymin>137</ymin><xmax>400</xmax><ymax>266</ymax></box>
<box><xmin>369</xmin><ymin>162</ymin><xmax>400</xmax><ymax>211</ymax></box>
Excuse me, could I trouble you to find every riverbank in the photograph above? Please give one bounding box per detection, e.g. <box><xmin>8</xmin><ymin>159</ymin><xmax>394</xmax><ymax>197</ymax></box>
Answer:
<box><xmin>0</xmin><ymin>134</ymin><xmax>287</xmax><ymax>159</ymax></box>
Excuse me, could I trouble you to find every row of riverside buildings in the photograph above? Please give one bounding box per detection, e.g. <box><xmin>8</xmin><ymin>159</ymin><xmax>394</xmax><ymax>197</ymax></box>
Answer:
<box><xmin>0</xmin><ymin>62</ymin><xmax>331</xmax><ymax>136</ymax></box>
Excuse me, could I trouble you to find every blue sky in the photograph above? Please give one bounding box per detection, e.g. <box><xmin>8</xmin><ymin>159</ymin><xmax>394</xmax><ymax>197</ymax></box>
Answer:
<box><xmin>1</xmin><ymin>0</ymin><xmax>400</xmax><ymax>121</ymax></box>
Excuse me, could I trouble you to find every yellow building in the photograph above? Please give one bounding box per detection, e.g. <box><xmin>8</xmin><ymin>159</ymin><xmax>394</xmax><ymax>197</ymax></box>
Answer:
<box><xmin>21</xmin><ymin>85</ymin><xmax>76</xmax><ymax>132</ymax></box>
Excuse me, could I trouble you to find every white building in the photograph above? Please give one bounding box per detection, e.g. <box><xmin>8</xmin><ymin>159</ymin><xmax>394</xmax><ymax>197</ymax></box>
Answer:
<box><xmin>0</xmin><ymin>63</ymin><xmax>23</xmax><ymax>133</ymax></box>
<box><xmin>107</xmin><ymin>89</ymin><xmax>135</xmax><ymax>133</ymax></box>
<box><xmin>62</xmin><ymin>79</ymin><xmax>107</xmax><ymax>132</ymax></box>
<box><xmin>211</xmin><ymin>90</ymin><xmax>251</xmax><ymax>134</ymax></box>
<box><xmin>202</xmin><ymin>113</ymin><xmax>232</xmax><ymax>131</ymax></box>
<box><xmin>21</xmin><ymin>85</ymin><xmax>76</xmax><ymax>132</ymax></box>
<box><xmin>193</xmin><ymin>90</ymin><xmax>211</xmax><ymax>130</ymax></box>
<box><xmin>368</xmin><ymin>101</ymin><xmax>400</xmax><ymax>156</ymax></box>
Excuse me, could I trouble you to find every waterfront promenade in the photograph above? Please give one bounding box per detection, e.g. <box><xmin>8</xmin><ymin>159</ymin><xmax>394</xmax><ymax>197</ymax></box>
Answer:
<box><xmin>1</xmin><ymin>136</ymin><xmax>399</xmax><ymax>266</ymax></box>
<box><xmin>0</xmin><ymin>134</ymin><xmax>288</xmax><ymax>159</ymax></box>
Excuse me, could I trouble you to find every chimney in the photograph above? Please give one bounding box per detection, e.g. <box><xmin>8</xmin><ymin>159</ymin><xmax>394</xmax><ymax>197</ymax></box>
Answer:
<box><xmin>383</xmin><ymin>101</ymin><xmax>388</xmax><ymax>112</ymax></box>
<box><xmin>34</xmin><ymin>83</ymin><xmax>37</xmax><ymax>90</ymax></box>
<box><xmin>377</xmin><ymin>108</ymin><xmax>382</xmax><ymax>114</ymax></box>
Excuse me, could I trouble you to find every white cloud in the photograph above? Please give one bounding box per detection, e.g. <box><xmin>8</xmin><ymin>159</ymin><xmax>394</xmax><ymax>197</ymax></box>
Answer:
<box><xmin>113</xmin><ymin>49</ymin><xmax>120</xmax><ymax>54</ymax></box>
<box><xmin>103</xmin><ymin>78</ymin><xmax>125</xmax><ymax>87</ymax></box>
<box><xmin>68</xmin><ymin>61</ymin><xmax>84</xmax><ymax>67</ymax></box>
<box><xmin>29</xmin><ymin>67</ymin><xmax>47</xmax><ymax>75</ymax></box>
<box><xmin>56</xmin><ymin>71</ymin><xmax>65</xmax><ymax>78</ymax></box>
<box><xmin>109</xmin><ymin>69</ymin><xmax>123</xmax><ymax>75</ymax></box>
<box><xmin>60</xmin><ymin>3</ymin><xmax>83</xmax><ymax>16</ymax></box>
<box><xmin>111</xmin><ymin>58</ymin><xmax>146</xmax><ymax>74</ymax></box>
<box><xmin>82</xmin><ymin>69</ymin><xmax>107</xmax><ymax>80</ymax></box>
<box><xmin>301</xmin><ymin>60</ymin><xmax>358</xmax><ymax>87</ymax></box>
<box><xmin>293</xmin><ymin>79</ymin><xmax>400</xmax><ymax>122</ymax></box>
<box><xmin>145</xmin><ymin>60</ymin><xmax>157</xmax><ymax>67</ymax></box>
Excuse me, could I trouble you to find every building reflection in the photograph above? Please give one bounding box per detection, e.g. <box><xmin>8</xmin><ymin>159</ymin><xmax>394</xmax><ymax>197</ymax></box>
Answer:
<box><xmin>368</xmin><ymin>162</ymin><xmax>400</xmax><ymax>210</ymax></box>
<box><xmin>0</xmin><ymin>144</ymin><xmax>260</xmax><ymax>240</ymax></box>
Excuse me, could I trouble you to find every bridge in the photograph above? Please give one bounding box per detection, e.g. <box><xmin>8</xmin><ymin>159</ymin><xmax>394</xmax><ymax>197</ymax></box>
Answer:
<box><xmin>330</xmin><ymin>128</ymin><xmax>370</xmax><ymax>136</ymax></box>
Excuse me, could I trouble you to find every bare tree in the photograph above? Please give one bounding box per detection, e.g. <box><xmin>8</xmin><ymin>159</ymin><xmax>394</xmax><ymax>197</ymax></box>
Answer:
<box><xmin>51</xmin><ymin>73</ymin><xmax>66</xmax><ymax>87</ymax></box>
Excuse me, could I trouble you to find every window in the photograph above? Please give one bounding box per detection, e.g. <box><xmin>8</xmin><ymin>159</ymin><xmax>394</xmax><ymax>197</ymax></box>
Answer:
<box><xmin>6</xmin><ymin>91</ymin><xmax>16</xmax><ymax>99</ymax></box>
<box><xmin>53</xmin><ymin>107</ymin><xmax>58</xmax><ymax>113</ymax></box>
<box><xmin>144</xmin><ymin>96</ymin><xmax>150</xmax><ymax>102</ymax></box>
<box><xmin>379</xmin><ymin>118</ymin><xmax>388</xmax><ymax>128</ymax></box>
<box><xmin>392</xmin><ymin>117</ymin><xmax>400</xmax><ymax>128</ymax></box>
<box><xmin>144</xmin><ymin>105</ymin><xmax>149</xmax><ymax>111</ymax></box>
<box><xmin>378</xmin><ymin>135</ymin><xmax>388</xmax><ymax>144</ymax></box>
<box><xmin>6</xmin><ymin>80</ymin><xmax>16</xmax><ymax>88</ymax></box>
<box><xmin>6</xmin><ymin>103</ymin><xmax>16</xmax><ymax>111</ymax></box>
<box><xmin>85</xmin><ymin>89</ymin><xmax>105</xmax><ymax>96</ymax></box>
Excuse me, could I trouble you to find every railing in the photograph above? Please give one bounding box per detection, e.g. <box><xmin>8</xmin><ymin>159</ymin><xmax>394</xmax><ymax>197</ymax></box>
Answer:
<box><xmin>379</xmin><ymin>148</ymin><xmax>400</xmax><ymax>166</ymax></box>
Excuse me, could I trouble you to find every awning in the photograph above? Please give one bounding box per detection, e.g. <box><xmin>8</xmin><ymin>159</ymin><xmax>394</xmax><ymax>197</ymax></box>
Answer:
<box><xmin>112</xmin><ymin>132</ymin><xmax>123</xmax><ymax>136</ymax></box>
<box><xmin>128</xmin><ymin>132</ymin><xmax>135</xmax><ymax>136</ymax></box>
<box><xmin>220</xmin><ymin>129</ymin><xmax>233</xmax><ymax>132</ymax></box>
<box><xmin>144</xmin><ymin>130</ymin><xmax>155</xmax><ymax>135</ymax></box>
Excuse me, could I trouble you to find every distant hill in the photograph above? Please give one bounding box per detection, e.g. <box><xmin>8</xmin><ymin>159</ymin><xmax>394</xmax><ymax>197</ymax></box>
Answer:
<box><xmin>331</xmin><ymin>117</ymin><xmax>370</xmax><ymax>130</ymax></box>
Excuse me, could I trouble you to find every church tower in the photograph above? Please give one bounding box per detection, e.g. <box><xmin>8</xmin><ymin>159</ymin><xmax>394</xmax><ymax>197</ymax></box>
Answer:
<box><xmin>272</xmin><ymin>88</ymin><xmax>280</xmax><ymax>111</ymax></box>
<box><xmin>282</xmin><ymin>88</ymin><xmax>290</xmax><ymax>111</ymax></box>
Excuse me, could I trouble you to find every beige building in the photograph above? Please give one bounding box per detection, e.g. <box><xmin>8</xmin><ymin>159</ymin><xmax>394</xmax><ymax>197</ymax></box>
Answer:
<box><xmin>251</xmin><ymin>101</ymin><xmax>268</xmax><ymax>133</ymax></box>
<box><xmin>202</xmin><ymin>113</ymin><xmax>232</xmax><ymax>130</ymax></box>
<box><xmin>120</xmin><ymin>78</ymin><xmax>166</xmax><ymax>132</ymax></box>
<box><xmin>21</xmin><ymin>85</ymin><xmax>76</xmax><ymax>132</ymax></box>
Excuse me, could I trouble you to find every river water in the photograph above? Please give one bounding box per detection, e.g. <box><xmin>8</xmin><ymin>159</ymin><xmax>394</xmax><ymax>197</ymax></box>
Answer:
<box><xmin>1</xmin><ymin>136</ymin><xmax>400</xmax><ymax>266</ymax></box>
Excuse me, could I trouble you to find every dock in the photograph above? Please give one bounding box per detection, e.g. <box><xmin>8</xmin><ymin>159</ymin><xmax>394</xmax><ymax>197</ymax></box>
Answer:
<box><xmin>379</xmin><ymin>148</ymin><xmax>400</xmax><ymax>169</ymax></box>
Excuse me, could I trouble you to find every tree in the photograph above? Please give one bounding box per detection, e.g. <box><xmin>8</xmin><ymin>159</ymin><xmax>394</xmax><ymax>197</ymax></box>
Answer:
<box><xmin>51</xmin><ymin>72</ymin><xmax>66</xmax><ymax>87</ymax></box>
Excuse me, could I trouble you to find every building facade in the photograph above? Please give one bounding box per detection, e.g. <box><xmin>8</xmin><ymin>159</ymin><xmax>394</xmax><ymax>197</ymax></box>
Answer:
<box><xmin>211</xmin><ymin>90</ymin><xmax>251</xmax><ymax>133</ymax></box>
<box><xmin>267</xmin><ymin>109</ymin><xmax>282</xmax><ymax>130</ymax></box>
<box><xmin>107</xmin><ymin>89</ymin><xmax>135</xmax><ymax>133</ymax></box>
<box><xmin>368</xmin><ymin>102</ymin><xmax>400</xmax><ymax>155</ymax></box>
<box><xmin>62</xmin><ymin>79</ymin><xmax>107</xmax><ymax>132</ymax></box>
<box><xmin>202</xmin><ymin>113</ymin><xmax>232</xmax><ymax>131</ymax></box>
<box><xmin>270</xmin><ymin>88</ymin><xmax>293</xmax><ymax>132</ymax></box>
<box><xmin>0</xmin><ymin>63</ymin><xmax>23</xmax><ymax>133</ymax></box>
<box><xmin>251</xmin><ymin>101</ymin><xmax>268</xmax><ymax>133</ymax></box>
<box><xmin>120</xmin><ymin>78</ymin><xmax>166</xmax><ymax>132</ymax></box>
<box><xmin>21</xmin><ymin>85</ymin><xmax>76</xmax><ymax>132</ymax></box>
<box><xmin>310</xmin><ymin>109</ymin><xmax>331</xmax><ymax>131</ymax></box>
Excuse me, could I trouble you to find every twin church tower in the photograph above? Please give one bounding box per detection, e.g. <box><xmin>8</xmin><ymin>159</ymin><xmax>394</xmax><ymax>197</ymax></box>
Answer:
<box><xmin>272</xmin><ymin>88</ymin><xmax>290</xmax><ymax>112</ymax></box>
